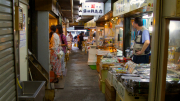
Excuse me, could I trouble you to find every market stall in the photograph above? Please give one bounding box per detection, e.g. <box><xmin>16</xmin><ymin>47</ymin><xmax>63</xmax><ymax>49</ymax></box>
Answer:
<box><xmin>96</xmin><ymin>0</ymin><xmax>155</xmax><ymax>100</ymax></box>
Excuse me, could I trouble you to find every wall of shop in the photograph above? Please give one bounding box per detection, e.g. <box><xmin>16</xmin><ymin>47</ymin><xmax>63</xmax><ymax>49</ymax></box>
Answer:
<box><xmin>37</xmin><ymin>11</ymin><xmax>50</xmax><ymax>73</ymax></box>
<box><xmin>28</xmin><ymin>0</ymin><xmax>38</xmax><ymax>57</ymax></box>
<box><xmin>19</xmin><ymin>2</ymin><xmax>28</xmax><ymax>81</ymax></box>
<box><xmin>123</xmin><ymin>17</ymin><xmax>131</xmax><ymax>56</ymax></box>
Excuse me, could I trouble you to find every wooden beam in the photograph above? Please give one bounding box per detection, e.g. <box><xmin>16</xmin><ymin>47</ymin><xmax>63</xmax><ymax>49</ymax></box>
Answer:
<box><xmin>70</xmin><ymin>0</ymin><xmax>74</xmax><ymax>23</ymax></box>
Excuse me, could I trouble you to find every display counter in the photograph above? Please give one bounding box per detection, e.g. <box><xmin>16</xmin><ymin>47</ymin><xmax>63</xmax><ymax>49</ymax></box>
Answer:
<box><xmin>98</xmin><ymin>53</ymin><xmax>180</xmax><ymax>101</ymax></box>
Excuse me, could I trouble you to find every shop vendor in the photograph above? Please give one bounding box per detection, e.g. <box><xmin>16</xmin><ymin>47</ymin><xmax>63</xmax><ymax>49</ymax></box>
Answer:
<box><xmin>133</xmin><ymin>17</ymin><xmax>150</xmax><ymax>64</ymax></box>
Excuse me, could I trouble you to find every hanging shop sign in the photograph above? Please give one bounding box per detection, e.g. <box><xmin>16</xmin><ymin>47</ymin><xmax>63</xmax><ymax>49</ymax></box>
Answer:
<box><xmin>113</xmin><ymin>0</ymin><xmax>153</xmax><ymax>17</ymax></box>
<box><xmin>130</xmin><ymin>0</ymin><xmax>153</xmax><ymax>11</ymax></box>
<box><xmin>82</xmin><ymin>2</ymin><xmax>104</xmax><ymax>15</ymax></box>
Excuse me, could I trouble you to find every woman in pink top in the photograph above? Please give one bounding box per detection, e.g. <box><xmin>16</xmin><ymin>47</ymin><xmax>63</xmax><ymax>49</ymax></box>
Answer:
<box><xmin>49</xmin><ymin>25</ymin><xmax>61</xmax><ymax>80</ymax></box>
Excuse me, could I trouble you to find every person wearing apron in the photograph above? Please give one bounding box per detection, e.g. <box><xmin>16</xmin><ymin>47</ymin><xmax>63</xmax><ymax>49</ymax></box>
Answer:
<box><xmin>133</xmin><ymin>17</ymin><xmax>150</xmax><ymax>64</ymax></box>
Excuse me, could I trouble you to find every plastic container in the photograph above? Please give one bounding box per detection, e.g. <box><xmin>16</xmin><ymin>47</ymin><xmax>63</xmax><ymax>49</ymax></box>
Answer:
<box><xmin>118</xmin><ymin>57</ymin><xmax>126</xmax><ymax>63</ymax></box>
<box><xmin>89</xmin><ymin>65</ymin><xmax>96</xmax><ymax>70</ymax></box>
<box><xmin>102</xmin><ymin>80</ymin><xmax>106</xmax><ymax>94</ymax></box>
<box><xmin>101</xmin><ymin>69</ymin><xmax>108</xmax><ymax>81</ymax></box>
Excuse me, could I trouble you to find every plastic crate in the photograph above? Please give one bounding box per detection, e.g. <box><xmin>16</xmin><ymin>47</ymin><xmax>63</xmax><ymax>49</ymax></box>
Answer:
<box><xmin>101</xmin><ymin>69</ymin><xmax>108</xmax><ymax>81</ymax></box>
<box><xmin>89</xmin><ymin>65</ymin><xmax>96</xmax><ymax>70</ymax></box>
<box><xmin>99</xmin><ymin>74</ymin><xmax>105</xmax><ymax>94</ymax></box>
<box><xmin>102</xmin><ymin>80</ymin><xmax>105</xmax><ymax>94</ymax></box>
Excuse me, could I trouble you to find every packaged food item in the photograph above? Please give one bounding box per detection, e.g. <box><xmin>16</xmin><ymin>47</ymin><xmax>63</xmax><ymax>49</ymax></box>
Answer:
<box><xmin>125</xmin><ymin>61</ymin><xmax>136</xmax><ymax>74</ymax></box>
<box><xmin>166</xmin><ymin>74</ymin><xmax>179</xmax><ymax>78</ymax></box>
<box><xmin>136</xmin><ymin>68</ymin><xmax>150</xmax><ymax>74</ymax></box>
<box><xmin>127</xmin><ymin>79</ymin><xmax>150</xmax><ymax>89</ymax></box>
<box><xmin>112</xmin><ymin>68</ymin><xmax>127</xmax><ymax>73</ymax></box>
<box><xmin>166</xmin><ymin>78</ymin><xmax>180</xmax><ymax>93</ymax></box>
<box><xmin>116</xmin><ymin>74</ymin><xmax>139</xmax><ymax>82</ymax></box>
<box><xmin>126</xmin><ymin>88</ymin><xmax>149</xmax><ymax>94</ymax></box>
<box><xmin>139</xmin><ymin>74</ymin><xmax>150</xmax><ymax>79</ymax></box>
<box><xmin>101</xmin><ymin>58</ymin><xmax>118</xmax><ymax>64</ymax></box>
<box><xmin>120</xmin><ymin>76</ymin><xmax>141</xmax><ymax>84</ymax></box>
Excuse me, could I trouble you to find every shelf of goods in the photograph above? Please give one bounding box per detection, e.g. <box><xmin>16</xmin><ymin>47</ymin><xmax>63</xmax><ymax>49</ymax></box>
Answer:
<box><xmin>105</xmin><ymin>60</ymin><xmax>180</xmax><ymax>101</ymax></box>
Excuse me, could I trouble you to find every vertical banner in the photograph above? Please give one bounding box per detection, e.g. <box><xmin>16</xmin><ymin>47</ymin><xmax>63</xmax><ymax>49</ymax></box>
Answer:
<box><xmin>59</xmin><ymin>16</ymin><xmax>62</xmax><ymax>25</ymax></box>
<box><xmin>20</xmin><ymin>14</ymin><xmax>26</xmax><ymax>48</ymax></box>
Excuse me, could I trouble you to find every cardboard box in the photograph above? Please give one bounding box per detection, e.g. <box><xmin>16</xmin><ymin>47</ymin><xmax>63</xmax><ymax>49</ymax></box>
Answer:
<box><xmin>116</xmin><ymin>92</ymin><xmax>122</xmax><ymax>101</ymax></box>
<box><xmin>105</xmin><ymin>79</ymin><xmax>115</xmax><ymax>92</ymax></box>
<box><xmin>105</xmin><ymin>79</ymin><xmax>116</xmax><ymax>101</ymax></box>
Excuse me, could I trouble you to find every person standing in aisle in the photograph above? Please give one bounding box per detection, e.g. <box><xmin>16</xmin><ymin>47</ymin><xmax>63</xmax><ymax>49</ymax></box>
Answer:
<box><xmin>68</xmin><ymin>32</ymin><xmax>73</xmax><ymax>51</ymax></box>
<box><xmin>56</xmin><ymin>25</ymin><xmax>68</xmax><ymax>75</ymax></box>
<box><xmin>132</xmin><ymin>17</ymin><xmax>150</xmax><ymax>64</ymax></box>
<box><xmin>77</xmin><ymin>33</ymin><xmax>81</xmax><ymax>49</ymax></box>
<box><xmin>49</xmin><ymin>25</ymin><xmax>61</xmax><ymax>80</ymax></box>
<box><xmin>79</xmin><ymin>32</ymin><xmax>84</xmax><ymax>50</ymax></box>
<box><xmin>68</xmin><ymin>32</ymin><xmax>73</xmax><ymax>42</ymax></box>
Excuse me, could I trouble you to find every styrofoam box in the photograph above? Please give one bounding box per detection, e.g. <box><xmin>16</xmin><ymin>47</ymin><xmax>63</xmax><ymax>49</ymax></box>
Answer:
<box><xmin>88</xmin><ymin>49</ymin><xmax>97</xmax><ymax>60</ymax></box>
<box><xmin>88</xmin><ymin>54</ymin><xmax>97</xmax><ymax>60</ymax></box>
<box><xmin>107</xmin><ymin>71</ymin><xmax>113</xmax><ymax>85</ymax></box>
<box><xmin>112</xmin><ymin>75</ymin><xmax>118</xmax><ymax>90</ymax></box>
<box><xmin>88</xmin><ymin>49</ymin><xmax>97</xmax><ymax>55</ymax></box>
<box><xmin>96</xmin><ymin>50</ymin><xmax>110</xmax><ymax>55</ymax></box>
<box><xmin>116</xmin><ymin>82</ymin><xmax>148</xmax><ymax>101</ymax></box>
<box><xmin>89</xmin><ymin>45</ymin><xmax>96</xmax><ymax>49</ymax></box>
<box><xmin>117</xmin><ymin>82</ymin><xmax>125</xmax><ymax>99</ymax></box>
<box><xmin>88</xmin><ymin>59</ymin><xmax>96</xmax><ymax>65</ymax></box>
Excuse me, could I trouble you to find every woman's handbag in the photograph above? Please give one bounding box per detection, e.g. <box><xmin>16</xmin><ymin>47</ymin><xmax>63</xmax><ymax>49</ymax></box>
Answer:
<box><xmin>57</xmin><ymin>50</ymin><xmax>64</xmax><ymax>59</ymax></box>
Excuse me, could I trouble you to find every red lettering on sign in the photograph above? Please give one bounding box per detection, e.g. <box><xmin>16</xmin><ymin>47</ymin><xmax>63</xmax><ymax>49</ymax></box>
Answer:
<box><xmin>91</xmin><ymin>4</ymin><xmax>95</xmax><ymax>8</ymax></box>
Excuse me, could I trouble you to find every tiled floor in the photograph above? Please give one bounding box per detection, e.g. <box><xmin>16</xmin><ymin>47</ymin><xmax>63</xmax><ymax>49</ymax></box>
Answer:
<box><xmin>54</xmin><ymin>47</ymin><xmax>105</xmax><ymax>101</ymax></box>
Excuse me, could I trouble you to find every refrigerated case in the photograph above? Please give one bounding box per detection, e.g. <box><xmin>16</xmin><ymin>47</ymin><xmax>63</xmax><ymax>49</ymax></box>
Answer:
<box><xmin>163</xmin><ymin>20</ymin><xmax>180</xmax><ymax>101</ymax></box>
<box><xmin>148</xmin><ymin>0</ymin><xmax>180</xmax><ymax>100</ymax></box>
<box><xmin>115</xmin><ymin>25</ymin><xmax>123</xmax><ymax>50</ymax></box>
<box><xmin>96</xmin><ymin>27</ymin><xmax>104</xmax><ymax>46</ymax></box>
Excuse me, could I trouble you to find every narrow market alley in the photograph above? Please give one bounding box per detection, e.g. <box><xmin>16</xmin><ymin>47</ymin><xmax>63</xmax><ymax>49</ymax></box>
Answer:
<box><xmin>54</xmin><ymin>47</ymin><xmax>105</xmax><ymax>101</ymax></box>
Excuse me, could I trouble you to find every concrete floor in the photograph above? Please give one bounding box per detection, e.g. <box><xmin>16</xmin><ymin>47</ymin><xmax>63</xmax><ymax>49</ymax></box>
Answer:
<box><xmin>54</xmin><ymin>47</ymin><xmax>105</xmax><ymax>101</ymax></box>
